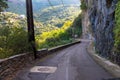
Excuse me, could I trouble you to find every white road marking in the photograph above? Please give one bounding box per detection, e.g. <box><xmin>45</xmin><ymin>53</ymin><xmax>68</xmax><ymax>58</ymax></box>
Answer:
<box><xmin>66</xmin><ymin>56</ymin><xmax>69</xmax><ymax>80</ymax></box>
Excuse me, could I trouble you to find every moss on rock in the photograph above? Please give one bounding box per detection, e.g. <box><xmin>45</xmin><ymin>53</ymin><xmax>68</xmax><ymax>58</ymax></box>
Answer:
<box><xmin>114</xmin><ymin>1</ymin><xmax>120</xmax><ymax>52</ymax></box>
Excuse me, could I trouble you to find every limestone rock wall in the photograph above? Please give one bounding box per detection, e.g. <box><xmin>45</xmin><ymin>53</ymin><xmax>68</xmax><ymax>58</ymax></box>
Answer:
<box><xmin>82</xmin><ymin>0</ymin><xmax>118</xmax><ymax>57</ymax></box>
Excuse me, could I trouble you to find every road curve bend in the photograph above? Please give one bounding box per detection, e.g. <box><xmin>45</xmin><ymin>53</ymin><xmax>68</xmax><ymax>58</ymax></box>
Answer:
<box><xmin>14</xmin><ymin>40</ymin><xmax>112</xmax><ymax>80</ymax></box>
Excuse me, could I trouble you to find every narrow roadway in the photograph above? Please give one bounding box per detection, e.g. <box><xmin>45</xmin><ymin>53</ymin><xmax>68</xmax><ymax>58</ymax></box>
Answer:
<box><xmin>14</xmin><ymin>40</ymin><xmax>112</xmax><ymax>80</ymax></box>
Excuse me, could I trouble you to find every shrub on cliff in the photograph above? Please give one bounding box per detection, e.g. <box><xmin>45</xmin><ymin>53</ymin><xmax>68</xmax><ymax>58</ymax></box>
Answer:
<box><xmin>71</xmin><ymin>14</ymin><xmax>82</xmax><ymax>37</ymax></box>
<box><xmin>80</xmin><ymin>1</ymin><xmax>87</xmax><ymax>11</ymax></box>
<box><xmin>114</xmin><ymin>1</ymin><xmax>120</xmax><ymax>52</ymax></box>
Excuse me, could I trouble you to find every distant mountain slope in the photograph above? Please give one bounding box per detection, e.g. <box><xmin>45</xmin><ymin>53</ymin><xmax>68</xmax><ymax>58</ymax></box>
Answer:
<box><xmin>34</xmin><ymin>5</ymin><xmax>81</xmax><ymax>28</ymax></box>
<box><xmin>6</xmin><ymin>0</ymin><xmax>80</xmax><ymax>14</ymax></box>
<box><xmin>0</xmin><ymin>12</ymin><xmax>58</xmax><ymax>35</ymax></box>
<box><xmin>6</xmin><ymin>1</ymin><xmax>81</xmax><ymax>30</ymax></box>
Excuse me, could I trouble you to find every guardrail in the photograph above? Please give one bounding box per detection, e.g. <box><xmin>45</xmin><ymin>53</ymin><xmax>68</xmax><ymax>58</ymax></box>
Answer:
<box><xmin>37</xmin><ymin>40</ymin><xmax>81</xmax><ymax>58</ymax></box>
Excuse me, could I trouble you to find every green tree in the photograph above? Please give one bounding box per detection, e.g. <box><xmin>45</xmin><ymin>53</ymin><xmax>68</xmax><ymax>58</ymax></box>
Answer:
<box><xmin>0</xmin><ymin>0</ymin><xmax>8</xmax><ymax>12</ymax></box>
<box><xmin>80</xmin><ymin>0</ymin><xmax>87</xmax><ymax>11</ymax></box>
<box><xmin>0</xmin><ymin>12</ymin><xmax>30</xmax><ymax>59</ymax></box>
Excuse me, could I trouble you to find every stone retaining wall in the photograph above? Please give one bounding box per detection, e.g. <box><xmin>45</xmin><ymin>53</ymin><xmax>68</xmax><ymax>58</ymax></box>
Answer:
<box><xmin>0</xmin><ymin>53</ymin><xmax>34</xmax><ymax>80</ymax></box>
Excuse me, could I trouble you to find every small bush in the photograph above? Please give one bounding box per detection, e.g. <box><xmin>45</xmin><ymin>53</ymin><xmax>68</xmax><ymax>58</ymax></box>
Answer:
<box><xmin>0</xmin><ymin>48</ymin><xmax>13</xmax><ymax>59</ymax></box>
<box><xmin>0</xmin><ymin>26</ymin><xmax>30</xmax><ymax>59</ymax></box>
<box><xmin>80</xmin><ymin>1</ymin><xmax>87</xmax><ymax>11</ymax></box>
<box><xmin>0</xmin><ymin>12</ymin><xmax>30</xmax><ymax>59</ymax></box>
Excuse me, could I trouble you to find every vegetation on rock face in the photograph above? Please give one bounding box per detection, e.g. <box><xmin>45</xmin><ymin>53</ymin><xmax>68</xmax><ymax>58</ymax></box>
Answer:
<box><xmin>114</xmin><ymin>1</ymin><xmax>120</xmax><ymax>53</ymax></box>
<box><xmin>71</xmin><ymin>14</ymin><xmax>82</xmax><ymax>37</ymax></box>
<box><xmin>80</xmin><ymin>0</ymin><xmax>87</xmax><ymax>11</ymax></box>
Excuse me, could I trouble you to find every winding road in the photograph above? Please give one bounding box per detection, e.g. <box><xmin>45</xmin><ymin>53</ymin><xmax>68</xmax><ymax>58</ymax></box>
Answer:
<box><xmin>14</xmin><ymin>40</ymin><xmax>112</xmax><ymax>80</ymax></box>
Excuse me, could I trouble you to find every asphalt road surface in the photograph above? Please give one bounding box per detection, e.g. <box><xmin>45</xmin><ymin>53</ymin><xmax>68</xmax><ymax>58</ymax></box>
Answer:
<box><xmin>14</xmin><ymin>40</ymin><xmax>112</xmax><ymax>80</ymax></box>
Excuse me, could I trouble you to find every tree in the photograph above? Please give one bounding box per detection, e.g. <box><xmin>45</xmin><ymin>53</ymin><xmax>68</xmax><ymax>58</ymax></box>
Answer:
<box><xmin>0</xmin><ymin>0</ymin><xmax>8</xmax><ymax>12</ymax></box>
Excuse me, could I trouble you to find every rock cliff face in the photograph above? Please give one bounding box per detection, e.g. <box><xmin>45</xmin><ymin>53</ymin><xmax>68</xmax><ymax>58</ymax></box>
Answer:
<box><xmin>82</xmin><ymin>0</ymin><xmax>118</xmax><ymax>57</ymax></box>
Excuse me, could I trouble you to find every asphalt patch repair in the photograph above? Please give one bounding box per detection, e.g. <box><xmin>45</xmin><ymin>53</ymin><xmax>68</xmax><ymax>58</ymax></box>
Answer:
<box><xmin>30</xmin><ymin>66</ymin><xmax>57</xmax><ymax>73</ymax></box>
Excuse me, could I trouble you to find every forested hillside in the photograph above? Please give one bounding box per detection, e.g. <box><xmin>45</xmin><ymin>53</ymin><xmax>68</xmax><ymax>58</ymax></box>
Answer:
<box><xmin>34</xmin><ymin>5</ymin><xmax>81</xmax><ymax>28</ymax></box>
<box><xmin>0</xmin><ymin>0</ymin><xmax>82</xmax><ymax>58</ymax></box>
<box><xmin>7</xmin><ymin>0</ymin><xmax>80</xmax><ymax>14</ymax></box>
<box><xmin>0</xmin><ymin>12</ymin><xmax>59</xmax><ymax>58</ymax></box>
<box><xmin>0</xmin><ymin>12</ymin><xmax>29</xmax><ymax>58</ymax></box>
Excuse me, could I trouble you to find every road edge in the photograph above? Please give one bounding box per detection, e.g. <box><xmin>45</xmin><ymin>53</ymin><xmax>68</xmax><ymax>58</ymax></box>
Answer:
<box><xmin>87</xmin><ymin>41</ymin><xmax>120</xmax><ymax>77</ymax></box>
